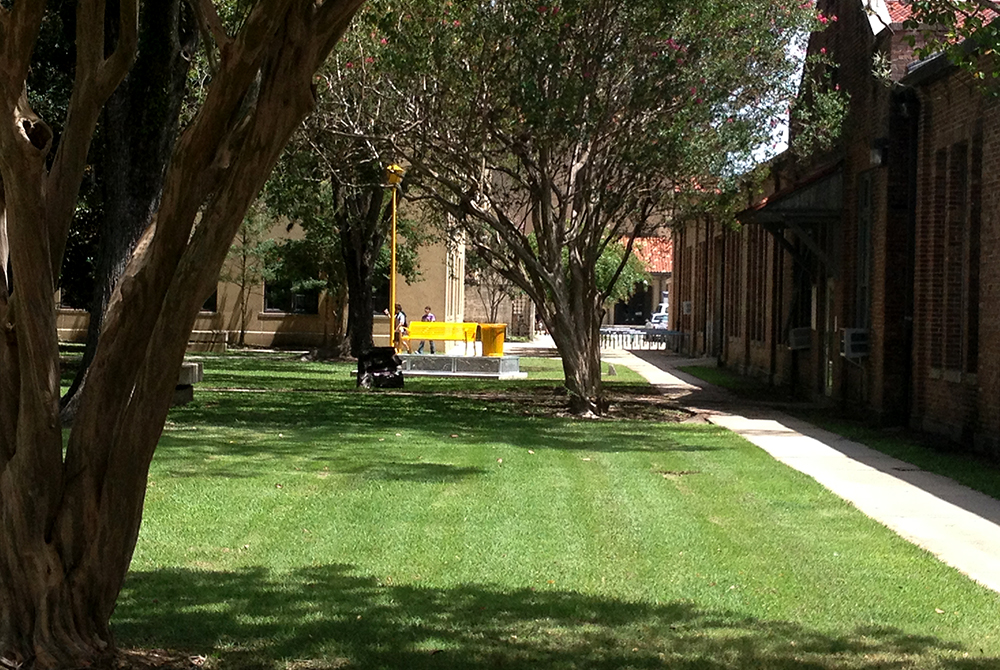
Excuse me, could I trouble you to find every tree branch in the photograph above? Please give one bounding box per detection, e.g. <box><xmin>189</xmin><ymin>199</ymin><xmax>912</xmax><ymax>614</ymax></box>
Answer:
<box><xmin>196</xmin><ymin>0</ymin><xmax>231</xmax><ymax>49</ymax></box>
<box><xmin>0</xmin><ymin>1</ymin><xmax>45</xmax><ymax>86</ymax></box>
<box><xmin>598</xmin><ymin>222</ymin><xmax>641</xmax><ymax>302</ymax></box>
<box><xmin>192</xmin><ymin>0</ymin><xmax>232</xmax><ymax>72</ymax></box>
<box><xmin>100</xmin><ymin>0</ymin><xmax>140</xmax><ymax>88</ymax></box>
<box><xmin>63</xmin><ymin>0</ymin><xmax>367</xmax><ymax>522</ymax></box>
<box><xmin>314</xmin><ymin>0</ymin><xmax>369</xmax><ymax>69</ymax></box>
<box><xmin>47</xmin><ymin>0</ymin><xmax>139</xmax><ymax>273</ymax></box>
<box><xmin>66</xmin><ymin>0</ymin><xmax>300</xmax><ymax>454</ymax></box>
<box><xmin>0</xmin><ymin>179</ymin><xmax>6</xmax><ymax>302</ymax></box>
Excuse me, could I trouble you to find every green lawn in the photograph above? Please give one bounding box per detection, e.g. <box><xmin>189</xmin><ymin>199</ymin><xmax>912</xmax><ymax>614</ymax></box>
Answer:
<box><xmin>112</xmin><ymin>352</ymin><xmax>1000</xmax><ymax>669</ymax></box>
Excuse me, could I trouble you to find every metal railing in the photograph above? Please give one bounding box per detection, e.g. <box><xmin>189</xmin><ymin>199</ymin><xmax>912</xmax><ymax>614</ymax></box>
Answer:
<box><xmin>599</xmin><ymin>326</ymin><xmax>683</xmax><ymax>351</ymax></box>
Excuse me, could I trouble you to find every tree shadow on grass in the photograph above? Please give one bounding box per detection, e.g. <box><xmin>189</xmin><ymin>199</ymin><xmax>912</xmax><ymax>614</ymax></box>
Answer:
<box><xmin>159</xmin><ymin>455</ymin><xmax>486</xmax><ymax>484</ymax></box>
<box><xmin>165</xmin><ymin>391</ymin><xmax>731</xmax><ymax>462</ymax></box>
<box><xmin>356</xmin><ymin>461</ymin><xmax>487</xmax><ymax>483</ymax></box>
<box><xmin>152</xmin><ymin>424</ymin><xmax>732</xmax><ymax>482</ymax></box>
<box><xmin>114</xmin><ymin>565</ymin><xmax>996</xmax><ymax>670</ymax></box>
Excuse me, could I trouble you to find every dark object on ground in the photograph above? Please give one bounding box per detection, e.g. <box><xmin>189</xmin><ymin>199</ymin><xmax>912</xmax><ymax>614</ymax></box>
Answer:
<box><xmin>357</xmin><ymin>347</ymin><xmax>404</xmax><ymax>389</ymax></box>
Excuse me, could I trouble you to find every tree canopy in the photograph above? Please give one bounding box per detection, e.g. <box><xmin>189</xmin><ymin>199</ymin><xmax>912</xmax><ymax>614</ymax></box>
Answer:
<box><xmin>899</xmin><ymin>1</ymin><xmax>1000</xmax><ymax>50</ymax></box>
<box><xmin>899</xmin><ymin>0</ymin><xmax>1000</xmax><ymax>86</ymax></box>
<box><xmin>350</xmin><ymin>0</ymin><xmax>826</xmax><ymax>413</ymax></box>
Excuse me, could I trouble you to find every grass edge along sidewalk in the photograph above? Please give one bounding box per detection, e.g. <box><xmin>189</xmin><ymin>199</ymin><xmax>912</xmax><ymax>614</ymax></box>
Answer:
<box><xmin>674</xmin><ymin>362</ymin><xmax>1000</xmax><ymax>592</ymax></box>
<box><xmin>680</xmin><ymin>364</ymin><xmax>1000</xmax><ymax>503</ymax></box>
<box><xmin>111</xmin><ymin>352</ymin><xmax>1000</xmax><ymax>669</ymax></box>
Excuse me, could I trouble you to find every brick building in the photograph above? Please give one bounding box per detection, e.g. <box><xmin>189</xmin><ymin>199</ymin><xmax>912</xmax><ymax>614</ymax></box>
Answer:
<box><xmin>903</xmin><ymin>44</ymin><xmax>999</xmax><ymax>449</ymax></box>
<box><xmin>671</xmin><ymin>0</ymin><xmax>1000</xmax><ymax>453</ymax></box>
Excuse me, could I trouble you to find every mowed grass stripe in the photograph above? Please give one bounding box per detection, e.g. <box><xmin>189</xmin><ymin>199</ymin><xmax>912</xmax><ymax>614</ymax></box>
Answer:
<box><xmin>117</xmin><ymin>355</ymin><xmax>1000</xmax><ymax>669</ymax></box>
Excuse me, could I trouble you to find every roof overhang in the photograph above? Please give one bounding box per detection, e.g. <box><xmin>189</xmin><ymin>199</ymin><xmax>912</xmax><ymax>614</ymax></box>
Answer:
<box><xmin>739</xmin><ymin>169</ymin><xmax>842</xmax><ymax>226</ymax></box>
<box><xmin>739</xmin><ymin>169</ymin><xmax>843</xmax><ymax>276</ymax></box>
<box><xmin>865</xmin><ymin>0</ymin><xmax>893</xmax><ymax>36</ymax></box>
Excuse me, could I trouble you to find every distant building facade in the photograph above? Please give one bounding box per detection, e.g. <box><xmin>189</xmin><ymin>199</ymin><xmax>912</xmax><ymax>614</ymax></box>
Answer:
<box><xmin>58</xmin><ymin>205</ymin><xmax>466</xmax><ymax>351</ymax></box>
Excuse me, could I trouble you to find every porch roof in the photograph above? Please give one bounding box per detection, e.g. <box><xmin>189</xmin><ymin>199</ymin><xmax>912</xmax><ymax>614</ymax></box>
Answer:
<box><xmin>738</xmin><ymin>167</ymin><xmax>843</xmax><ymax>276</ymax></box>
<box><xmin>738</xmin><ymin>168</ymin><xmax>842</xmax><ymax>226</ymax></box>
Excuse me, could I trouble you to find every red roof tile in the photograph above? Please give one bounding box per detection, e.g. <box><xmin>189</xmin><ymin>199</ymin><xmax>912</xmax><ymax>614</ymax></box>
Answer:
<box><xmin>886</xmin><ymin>0</ymin><xmax>998</xmax><ymax>26</ymax></box>
<box><xmin>886</xmin><ymin>1</ymin><xmax>912</xmax><ymax>24</ymax></box>
<box><xmin>632</xmin><ymin>237</ymin><xmax>673</xmax><ymax>274</ymax></box>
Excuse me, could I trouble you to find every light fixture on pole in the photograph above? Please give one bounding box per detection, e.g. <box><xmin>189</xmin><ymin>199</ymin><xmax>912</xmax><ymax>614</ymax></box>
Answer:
<box><xmin>386</xmin><ymin>164</ymin><xmax>405</xmax><ymax>348</ymax></box>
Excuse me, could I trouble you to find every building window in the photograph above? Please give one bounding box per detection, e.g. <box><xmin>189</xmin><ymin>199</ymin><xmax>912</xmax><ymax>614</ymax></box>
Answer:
<box><xmin>748</xmin><ymin>226</ymin><xmax>767</xmax><ymax>343</ymax></box>
<box><xmin>725</xmin><ymin>232</ymin><xmax>742</xmax><ymax>338</ymax></box>
<box><xmin>967</xmin><ymin>130</ymin><xmax>982</xmax><ymax>374</ymax></box>
<box><xmin>943</xmin><ymin>142</ymin><xmax>967</xmax><ymax>371</ymax></box>
<box><xmin>696</xmin><ymin>239</ymin><xmax>707</xmax><ymax>334</ymax></box>
<box><xmin>201</xmin><ymin>290</ymin><xmax>218</xmax><ymax>313</ymax></box>
<box><xmin>264</xmin><ymin>280</ymin><xmax>319</xmax><ymax>314</ymax></box>
<box><xmin>930</xmin><ymin>148</ymin><xmax>947</xmax><ymax>370</ymax></box>
<box><xmin>930</xmin><ymin>140</ymin><xmax>980</xmax><ymax>374</ymax></box>
<box><xmin>855</xmin><ymin>171</ymin><xmax>874</xmax><ymax>329</ymax></box>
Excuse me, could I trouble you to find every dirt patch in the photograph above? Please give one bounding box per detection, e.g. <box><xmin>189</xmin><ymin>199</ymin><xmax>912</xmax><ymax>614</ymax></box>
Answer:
<box><xmin>112</xmin><ymin>649</ymin><xmax>206</xmax><ymax>670</ymax></box>
<box><xmin>429</xmin><ymin>384</ymin><xmax>690</xmax><ymax>422</ymax></box>
<box><xmin>111</xmin><ymin>649</ymin><xmax>354</xmax><ymax>670</ymax></box>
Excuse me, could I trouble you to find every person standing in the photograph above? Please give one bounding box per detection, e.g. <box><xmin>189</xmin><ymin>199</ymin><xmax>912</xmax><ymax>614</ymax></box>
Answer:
<box><xmin>417</xmin><ymin>305</ymin><xmax>436</xmax><ymax>354</ymax></box>
<box><xmin>392</xmin><ymin>303</ymin><xmax>410</xmax><ymax>353</ymax></box>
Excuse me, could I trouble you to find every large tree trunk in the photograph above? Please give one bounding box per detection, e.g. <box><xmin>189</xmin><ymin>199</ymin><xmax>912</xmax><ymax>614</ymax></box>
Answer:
<box><xmin>62</xmin><ymin>0</ymin><xmax>198</xmax><ymax>421</ymax></box>
<box><xmin>320</xmin><ymin>281</ymin><xmax>350</xmax><ymax>356</ymax></box>
<box><xmin>342</xmin><ymin>233</ymin><xmax>378</xmax><ymax>356</ymax></box>
<box><xmin>538</xmin><ymin>278</ymin><xmax>605</xmax><ymax>416</ymax></box>
<box><xmin>338</xmin><ymin>177</ymin><xmax>389</xmax><ymax>358</ymax></box>
<box><xmin>0</xmin><ymin>1</ymin><xmax>365</xmax><ymax>666</ymax></box>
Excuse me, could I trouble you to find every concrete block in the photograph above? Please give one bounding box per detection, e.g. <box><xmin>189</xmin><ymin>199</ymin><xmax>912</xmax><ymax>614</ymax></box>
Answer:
<box><xmin>178</xmin><ymin>361</ymin><xmax>204</xmax><ymax>385</ymax></box>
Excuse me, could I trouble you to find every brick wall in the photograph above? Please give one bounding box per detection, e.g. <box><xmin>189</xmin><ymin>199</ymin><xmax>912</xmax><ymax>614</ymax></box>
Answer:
<box><xmin>912</xmin><ymin>65</ymin><xmax>1000</xmax><ymax>453</ymax></box>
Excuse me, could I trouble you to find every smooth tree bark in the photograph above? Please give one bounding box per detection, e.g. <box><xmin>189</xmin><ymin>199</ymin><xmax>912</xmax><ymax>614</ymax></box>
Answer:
<box><xmin>0</xmin><ymin>0</ymin><xmax>365</xmax><ymax>666</ymax></box>
<box><xmin>62</xmin><ymin>0</ymin><xmax>199</xmax><ymax>419</ymax></box>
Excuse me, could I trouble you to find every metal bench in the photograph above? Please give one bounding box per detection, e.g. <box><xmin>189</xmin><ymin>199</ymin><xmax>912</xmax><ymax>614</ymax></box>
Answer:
<box><xmin>405</xmin><ymin>321</ymin><xmax>479</xmax><ymax>354</ymax></box>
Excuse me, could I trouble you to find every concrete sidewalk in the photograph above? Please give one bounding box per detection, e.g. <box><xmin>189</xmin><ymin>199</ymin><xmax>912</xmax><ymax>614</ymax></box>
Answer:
<box><xmin>597</xmin><ymin>347</ymin><xmax>1000</xmax><ymax>595</ymax></box>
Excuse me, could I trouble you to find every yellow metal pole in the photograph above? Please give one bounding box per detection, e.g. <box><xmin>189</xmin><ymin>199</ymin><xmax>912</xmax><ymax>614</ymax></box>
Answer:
<box><xmin>385</xmin><ymin>164</ymin><xmax>404</xmax><ymax>349</ymax></box>
<box><xmin>389</xmin><ymin>184</ymin><xmax>397</xmax><ymax>346</ymax></box>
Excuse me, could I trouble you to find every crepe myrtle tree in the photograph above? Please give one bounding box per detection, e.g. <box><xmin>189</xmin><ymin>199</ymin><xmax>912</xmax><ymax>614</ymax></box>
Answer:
<box><xmin>0</xmin><ymin>0</ymin><xmax>365</xmax><ymax>666</ymax></box>
<box><xmin>896</xmin><ymin>0</ymin><xmax>1000</xmax><ymax>85</ymax></box>
<box><xmin>61</xmin><ymin>0</ymin><xmax>200</xmax><ymax>421</ymax></box>
<box><xmin>262</xmin><ymin>15</ymin><xmax>433</xmax><ymax>358</ymax></box>
<box><xmin>374</xmin><ymin>0</ymin><xmax>823</xmax><ymax>414</ymax></box>
<box><xmin>263</xmin><ymin>153</ymin><xmax>427</xmax><ymax>358</ymax></box>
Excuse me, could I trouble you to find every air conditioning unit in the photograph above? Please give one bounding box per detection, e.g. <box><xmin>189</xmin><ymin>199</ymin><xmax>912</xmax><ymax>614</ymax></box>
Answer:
<box><xmin>841</xmin><ymin>328</ymin><xmax>870</xmax><ymax>358</ymax></box>
<box><xmin>788</xmin><ymin>327</ymin><xmax>812</xmax><ymax>351</ymax></box>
